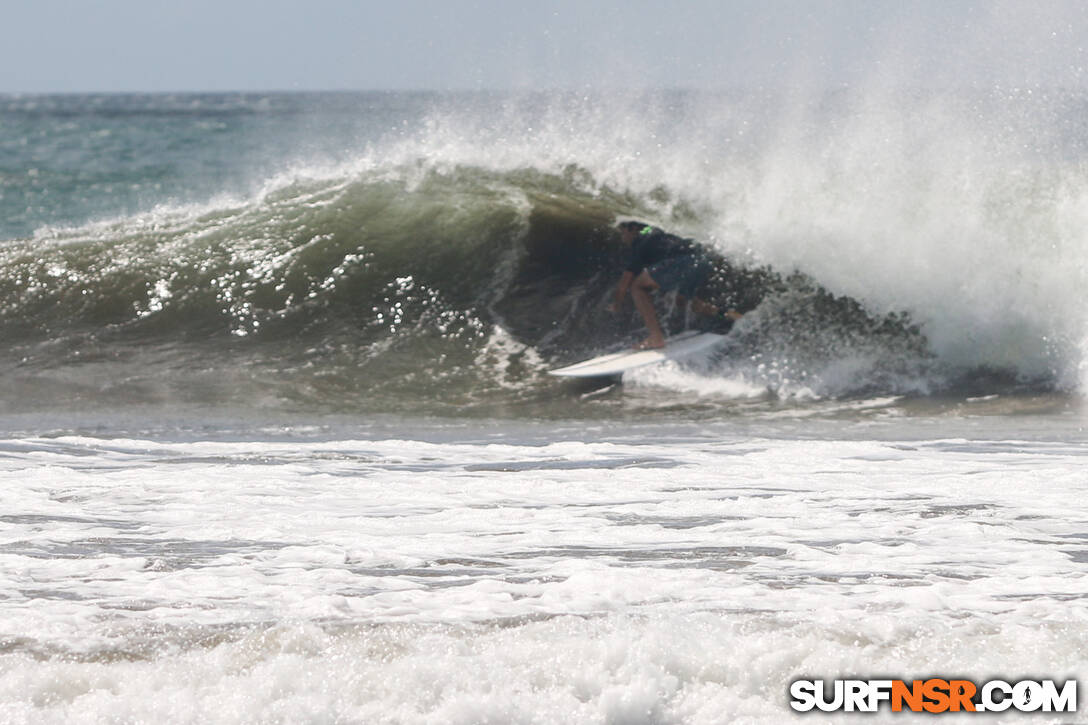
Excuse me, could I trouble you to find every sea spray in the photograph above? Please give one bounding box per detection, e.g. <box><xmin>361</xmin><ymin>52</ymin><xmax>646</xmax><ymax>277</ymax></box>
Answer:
<box><xmin>2</xmin><ymin>89</ymin><xmax>1086</xmax><ymax>416</ymax></box>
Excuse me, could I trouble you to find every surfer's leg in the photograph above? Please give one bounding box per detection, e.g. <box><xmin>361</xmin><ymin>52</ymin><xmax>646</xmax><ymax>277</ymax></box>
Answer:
<box><xmin>690</xmin><ymin>296</ymin><xmax>718</xmax><ymax>317</ymax></box>
<box><xmin>653</xmin><ymin>255</ymin><xmax>715</xmax><ymax>319</ymax></box>
<box><xmin>690</xmin><ymin>295</ymin><xmax>743</xmax><ymax>322</ymax></box>
<box><xmin>631</xmin><ymin>270</ymin><xmax>666</xmax><ymax>349</ymax></box>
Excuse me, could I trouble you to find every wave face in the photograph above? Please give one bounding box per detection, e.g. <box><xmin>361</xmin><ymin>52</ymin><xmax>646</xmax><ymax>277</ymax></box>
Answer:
<box><xmin>2</xmin><ymin>89</ymin><xmax>1086</xmax><ymax>416</ymax></box>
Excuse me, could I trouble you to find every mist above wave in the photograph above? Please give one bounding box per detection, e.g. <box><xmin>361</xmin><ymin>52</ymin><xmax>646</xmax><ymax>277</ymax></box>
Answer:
<box><xmin>2</xmin><ymin>85</ymin><xmax>1085</xmax><ymax>413</ymax></box>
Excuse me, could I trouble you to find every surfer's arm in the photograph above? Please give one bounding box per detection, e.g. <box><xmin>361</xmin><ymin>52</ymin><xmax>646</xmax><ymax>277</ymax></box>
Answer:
<box><xmin>608</xmin><ymin>270</ymin><xmax>635</xmax><ymax>312</ymax></box>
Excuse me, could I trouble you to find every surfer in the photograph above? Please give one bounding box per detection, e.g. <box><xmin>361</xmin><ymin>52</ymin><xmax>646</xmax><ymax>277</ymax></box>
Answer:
<box><xmin>607</xmin><ymin>221</ymin><xmax>742</xmax><ymax>349</ymax></box>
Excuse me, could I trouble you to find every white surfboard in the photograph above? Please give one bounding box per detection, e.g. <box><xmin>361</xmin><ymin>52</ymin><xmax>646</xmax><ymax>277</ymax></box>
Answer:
<box><xmin>549</xmin><ymin>330</ymin><xmax>726</xmax><ymax>378</ymax></box>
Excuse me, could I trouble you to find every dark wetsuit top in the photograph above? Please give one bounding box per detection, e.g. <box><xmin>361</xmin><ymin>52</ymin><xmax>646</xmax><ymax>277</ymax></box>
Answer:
<box><xmin>625</xmin><ymin>227</ymin><xmax>699</xmax><ymax>275</ymax></box>
<box><xmin>626</xmin><ymin>227</ymin><xmax>714</xmax><ymax>297</ymax></box>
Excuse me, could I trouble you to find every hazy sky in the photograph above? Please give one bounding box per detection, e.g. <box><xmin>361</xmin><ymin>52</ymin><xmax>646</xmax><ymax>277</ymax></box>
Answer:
<box><xmin>5</xmin><ymin>1</ymin><xmax>1088</xmax><ymax>93</ymax></box>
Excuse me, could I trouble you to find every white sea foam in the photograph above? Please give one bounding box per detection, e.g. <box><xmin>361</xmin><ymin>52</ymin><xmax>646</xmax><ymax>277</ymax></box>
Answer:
<box><xmin>1</xmin><ymin>426</ymin><xmax>1085</xmax><ymax>722</ymax></box>
<box><xmin>625</xmin><ymin>359</ymin><xmax>770</xmax><ymax>400</ymax></box>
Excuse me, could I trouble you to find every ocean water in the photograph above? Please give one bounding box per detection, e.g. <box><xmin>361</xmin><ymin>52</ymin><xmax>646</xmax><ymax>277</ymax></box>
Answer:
<box><xmin>1</xmin><ymin>88</ymin><xmax>1087</xmax><ymax>723</ymax></box>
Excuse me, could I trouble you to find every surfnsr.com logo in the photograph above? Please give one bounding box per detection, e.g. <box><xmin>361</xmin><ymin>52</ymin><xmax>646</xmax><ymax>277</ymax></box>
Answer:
<box><xmin>790</xmin><ymin>679</ymin><xmax>1078</xmax><ymax>714</ymax></box>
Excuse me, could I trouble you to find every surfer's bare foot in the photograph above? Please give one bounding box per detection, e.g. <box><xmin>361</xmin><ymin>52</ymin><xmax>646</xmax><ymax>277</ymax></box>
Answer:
<box><xmin>634</xmin><ymin>336</ymin><xmax>666</xmax><ymax>350</ymax></box>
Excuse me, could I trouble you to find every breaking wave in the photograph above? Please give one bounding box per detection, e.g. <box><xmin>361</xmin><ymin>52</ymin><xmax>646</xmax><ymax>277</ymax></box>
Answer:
<box><xmin>2</xmin><ymin>89</ymin><xmax>1085</xmax><ymax>415</ymax></box>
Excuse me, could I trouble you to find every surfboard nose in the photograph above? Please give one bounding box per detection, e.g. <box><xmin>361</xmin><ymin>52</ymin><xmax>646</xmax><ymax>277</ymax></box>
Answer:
<box><xmin>549</xmin><ymin>331</ymin><xmax>725</xmax><ymax>378</ymax></box>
